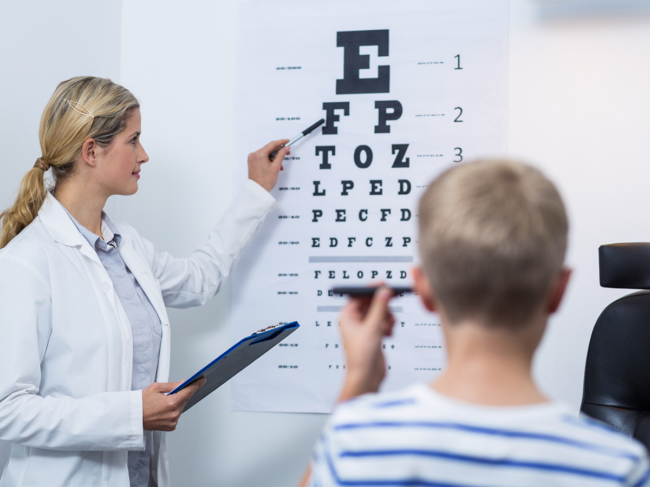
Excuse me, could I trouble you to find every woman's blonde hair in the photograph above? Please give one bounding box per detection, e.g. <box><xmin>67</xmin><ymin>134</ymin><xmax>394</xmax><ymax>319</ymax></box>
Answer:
<box><xmin>0</xmin><ymin>76</ymin><xmax>139</xmax><ymax>249</ymax></box>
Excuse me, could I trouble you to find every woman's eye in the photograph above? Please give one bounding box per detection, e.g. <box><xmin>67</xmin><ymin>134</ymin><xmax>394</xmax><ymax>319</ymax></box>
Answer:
<box><xmin>131</xmin><ymin>137</ymin><xmax>137</xmax><ymax>144</ymax></box>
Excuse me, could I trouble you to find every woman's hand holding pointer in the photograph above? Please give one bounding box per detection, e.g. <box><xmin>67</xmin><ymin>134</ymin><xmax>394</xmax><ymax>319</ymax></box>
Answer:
<box><xmin>247</xmin><ymin>139</ymin><xmax>291</xmax><ymax>191</ymax></box>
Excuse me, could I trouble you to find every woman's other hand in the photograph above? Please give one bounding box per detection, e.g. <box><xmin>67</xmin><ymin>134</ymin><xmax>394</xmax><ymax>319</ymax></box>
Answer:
<box><xmin>247</xmin><ymin>139</ymin><xmax>291</xmax><ymax>192</ymax></box>
<box><xmin>142</xmin><ymin>379</ymin><xmax>206</xmax><ymax>431</ymax></box>
<box><xmin>337</xmin><ymin>287</ymin><xmax>396</xmax><ymax>402</ymax></box>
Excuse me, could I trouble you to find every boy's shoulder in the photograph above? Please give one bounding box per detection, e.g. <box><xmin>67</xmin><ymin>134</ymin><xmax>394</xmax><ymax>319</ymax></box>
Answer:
<box><xmin>331</xmin><ymin>383</ymin><xmax>425</xmax><ymax>422</ymax></box>
<box><xmin>330</xmin><ymin>382</ymin><xmax>647</xmax><ymax>460</ymax></box>
<box><xmin>559</xmin><ymin>412</ymin><xmax>649</xmax><ymax>458</ymax></box>
<box><xmin>311</xmin><ymin>384</ymin><xmax>650</xmax><ymax>487</ymax></box>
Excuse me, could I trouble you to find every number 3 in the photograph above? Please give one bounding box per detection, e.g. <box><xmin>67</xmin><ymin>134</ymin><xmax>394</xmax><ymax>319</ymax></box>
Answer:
<box><xmin>454</xmin><ymin>147</ymin><xmax>463</xmax><ymax>163</ymax></box>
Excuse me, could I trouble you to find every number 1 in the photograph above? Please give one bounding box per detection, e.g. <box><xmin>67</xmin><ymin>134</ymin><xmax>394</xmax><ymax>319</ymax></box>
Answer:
<box><xmin>454</xmin><ymin>54</ymin><xmax>462</xmax><ymax>70</ymax></box>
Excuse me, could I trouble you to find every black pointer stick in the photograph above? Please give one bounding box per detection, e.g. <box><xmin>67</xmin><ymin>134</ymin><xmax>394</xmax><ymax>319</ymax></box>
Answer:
<box><xmin>270</xmin><ymin>118</ymin><xmax>325</xmax><ymax>158</ymax></box>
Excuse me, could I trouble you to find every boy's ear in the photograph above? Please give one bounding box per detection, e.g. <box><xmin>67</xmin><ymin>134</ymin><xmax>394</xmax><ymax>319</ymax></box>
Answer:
<box><xmin>413</xmin><ymin>266</ymin><xmax>436</xmax><ymax>312</ymax></box>
<box><xmin>547</xmin><ymin>267</ymin><xmax>572</xmax><ymax>314</ymax></box>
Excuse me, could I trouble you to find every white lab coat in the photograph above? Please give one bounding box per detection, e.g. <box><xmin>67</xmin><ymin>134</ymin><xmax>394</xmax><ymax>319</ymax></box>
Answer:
<box><xmin>0</xmin><ymin>180</ymin><xmax>276</xmax><ymax>487</ymax></box>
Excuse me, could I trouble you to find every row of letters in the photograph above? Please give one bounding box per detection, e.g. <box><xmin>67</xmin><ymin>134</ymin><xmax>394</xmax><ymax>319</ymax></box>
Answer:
<box><xmin>315</xmin><ymin>270</ymin><xmax>409</xmax><ymax>281</ymax></box>
<box><xmin>311</xmin><ymin>236</ymin><xmax>412</xmax><ymax>247</ymax></box>
<box><xmin>313</xmin><ymin>143</ymin><xmax>411</xmax><ymax>169</ymax></box>
<box><xmin>313</xmin><ymin>179</ymin><xmax>411</xmax><ymax>196</ymax></box>
<box><xmin>312</xmin><ymin>208</ymin><xmax>411</xmax><ymax>222</ymax></box>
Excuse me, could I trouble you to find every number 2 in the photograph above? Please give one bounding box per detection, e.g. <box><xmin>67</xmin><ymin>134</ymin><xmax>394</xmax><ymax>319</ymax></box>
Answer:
<box><xmin>454</xmin><ymin>107</ymin><xmax>463</xmax><ymax>122</ymax></box>
<box><xmin>454</xmin><ymin>147</ymin><xmax>463</xmax><ymax>163</ymax></box>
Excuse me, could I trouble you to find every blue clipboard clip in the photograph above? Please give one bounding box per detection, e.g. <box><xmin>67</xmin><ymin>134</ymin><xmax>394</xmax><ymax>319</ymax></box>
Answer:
<box><xmin>166</xmin><ymin>322</ymin><xmax>300</xmax><ymax>412</ymax></box>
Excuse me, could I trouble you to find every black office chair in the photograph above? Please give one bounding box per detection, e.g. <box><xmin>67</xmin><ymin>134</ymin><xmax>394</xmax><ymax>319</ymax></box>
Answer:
<box><xmin>581</xmin><ymin>243</ymin><xmax>650</xmax><ymax>450</ymax></box>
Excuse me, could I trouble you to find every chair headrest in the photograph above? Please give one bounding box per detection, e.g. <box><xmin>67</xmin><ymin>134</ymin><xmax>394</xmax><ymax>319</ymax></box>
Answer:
<box><xmin>599</xmin><ymin>243</ymin><xmax>650</xmax><ymax>289</ymax></box>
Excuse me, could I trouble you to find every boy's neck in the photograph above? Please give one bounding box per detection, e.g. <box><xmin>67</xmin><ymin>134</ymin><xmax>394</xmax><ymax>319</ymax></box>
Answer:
<box><xmin>430</xmin><ymin>318</ymin><xmax>548</xmax><ymax>407</ymax></box>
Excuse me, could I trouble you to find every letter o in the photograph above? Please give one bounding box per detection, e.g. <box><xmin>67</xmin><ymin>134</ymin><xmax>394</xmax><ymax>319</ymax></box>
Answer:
<box><xmin>354</xmin><ymin>145</ymin><xmax>373</xmax><ymax>169</ymax></box>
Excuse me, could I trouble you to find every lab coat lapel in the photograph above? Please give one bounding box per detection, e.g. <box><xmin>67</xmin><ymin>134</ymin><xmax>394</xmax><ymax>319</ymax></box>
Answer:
<box><xmin>38</xmin><ymin>194</ymin><xmax>121</xmax><ymax>313</ymax></box>
<box><xmin>38</xmin><ymin>193</ymin><xmax>105</xmax><ymax>268</ymax></box>
<box><xmin>117</xmin><ymin>234</ymin><xmax>167</xmax><ymax>324</ymax></box>
<box><xmin>38</xmin><ymin>192</ymin><xmax>132</xmax><ymax>390</ymax></box>
<box><xmin>118</xmin><ymin>234</ymin><xmax>171</xmax><ymax>383</ymax></box>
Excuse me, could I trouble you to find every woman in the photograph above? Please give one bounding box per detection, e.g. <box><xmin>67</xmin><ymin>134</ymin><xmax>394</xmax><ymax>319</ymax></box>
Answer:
<box><xmin>0</xmin><ymin>76</ymin><xmax>290</xmax><ymax>486</ymax></box>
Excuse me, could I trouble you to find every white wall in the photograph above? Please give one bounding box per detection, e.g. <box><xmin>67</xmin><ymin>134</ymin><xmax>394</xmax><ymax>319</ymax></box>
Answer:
<box><xmin>0</xmin><ymin>0</ymin><xmax>123</xmax><ymax>472</ymax></box>
<box><xmin>2</xmin><ymin>1</ymin><xmax>650</xmax><ymax>486</ymax></box>
<box><xmin>508</xmin><ymin>6</ymin><xmax>650</xmax><ymax>406</ymax></box>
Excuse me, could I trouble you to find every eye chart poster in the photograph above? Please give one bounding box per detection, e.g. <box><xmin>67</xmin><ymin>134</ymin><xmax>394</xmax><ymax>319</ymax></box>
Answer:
<box><xmin>231</xmin><ymin>0</ymin><xmax>509</xmax><ymax>413</ymax></box>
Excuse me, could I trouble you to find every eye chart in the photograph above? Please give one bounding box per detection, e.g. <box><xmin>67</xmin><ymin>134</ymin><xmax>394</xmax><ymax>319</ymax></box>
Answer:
<box><xmin>231</xmin><ymin>0</ymin><xmax>509</xmax><ymax>413</ymax></box>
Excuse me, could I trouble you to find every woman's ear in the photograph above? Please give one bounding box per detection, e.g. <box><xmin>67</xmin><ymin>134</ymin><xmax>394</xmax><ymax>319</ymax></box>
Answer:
<box><xmin>80</xmin><ymin>138</ymin><xmax>98</xmax><ymax>167</ymax></box>
<box><xmin>412</xmin><ymin>266</ymin><xmax>436</xmax><ymax>312</ymax></box>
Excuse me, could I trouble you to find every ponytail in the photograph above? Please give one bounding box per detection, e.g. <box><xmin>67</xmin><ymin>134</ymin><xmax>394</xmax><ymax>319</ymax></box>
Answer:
<box><xmin>0</xmin><ymin>161</ymin><xmax>49</xmax><ymax>249</ymax></box>
<box><xmin>0</xmin><ymin>77</ymin><xmax>139</xmax><ymax>249</ymax></box>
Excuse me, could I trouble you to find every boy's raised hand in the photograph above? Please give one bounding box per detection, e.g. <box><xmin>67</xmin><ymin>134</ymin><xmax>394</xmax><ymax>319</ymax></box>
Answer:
<box><xmin>337</xmin><ymin>287</ymin><xmax>396</xmax><ymax>402</ymax></box>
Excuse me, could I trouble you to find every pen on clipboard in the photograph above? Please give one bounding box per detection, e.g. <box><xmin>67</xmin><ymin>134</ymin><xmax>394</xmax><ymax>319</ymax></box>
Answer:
<box><xmin>270</xmin><ymin>118</ymin><xmax>325</xmax><ymax>158</ymax></box>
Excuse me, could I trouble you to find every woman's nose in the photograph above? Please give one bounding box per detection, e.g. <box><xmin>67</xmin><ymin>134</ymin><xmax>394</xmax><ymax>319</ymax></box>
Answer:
<box><xmin>140</xmin><ymin>146</ymin><xmax>150</xmax><ymax>164</ymax></box>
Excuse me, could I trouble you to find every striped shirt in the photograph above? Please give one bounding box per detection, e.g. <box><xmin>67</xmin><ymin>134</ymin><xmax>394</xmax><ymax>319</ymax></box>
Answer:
<box><xmin>309</xmin><ymin>383</ymin><xmax>650</xmax><ymax>487</ymax></box>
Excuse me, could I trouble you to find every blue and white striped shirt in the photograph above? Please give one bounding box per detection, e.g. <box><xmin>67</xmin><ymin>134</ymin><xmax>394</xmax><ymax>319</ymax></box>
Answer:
<box><xmin>309</xmin><ymin>383</ymin><xmax>650</xmax><ymax>487</ymax></box>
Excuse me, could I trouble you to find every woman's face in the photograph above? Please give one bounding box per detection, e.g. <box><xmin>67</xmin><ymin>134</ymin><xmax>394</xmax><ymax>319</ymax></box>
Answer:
<box><xmin>96</xmin><ymin>108</ymin><xmax>148</xmax><ymax>196</ymax></box>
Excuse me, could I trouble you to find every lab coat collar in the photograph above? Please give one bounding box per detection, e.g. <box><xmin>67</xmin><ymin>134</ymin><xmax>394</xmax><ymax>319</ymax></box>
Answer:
<box><xmin>38</xmin><ymin>193</ymin><xmax>166</xmax><ymax>324</ymax></box>
<box><xmin>38</xmin><ymin>193</ymin><xmax>104</xmax><ymax>267</ymax></box>
<box><xmin>39</xmin><ymin>192</ymin><xmax>90</xmax><ymax>248</ymax></box>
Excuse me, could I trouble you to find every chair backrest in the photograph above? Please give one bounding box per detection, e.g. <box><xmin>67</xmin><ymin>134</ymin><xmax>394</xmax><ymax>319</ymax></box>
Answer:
<box><xmin>581</xmin><ymin>243</ymin><xmax>650</xmax><ymax>449</ymax></box>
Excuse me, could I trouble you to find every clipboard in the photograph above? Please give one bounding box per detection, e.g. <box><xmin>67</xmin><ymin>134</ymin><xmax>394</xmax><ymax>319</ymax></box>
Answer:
<box><xmin>167</xmin><ymin>322</ymin><xmax>300</xmax><ymax>412</ymax></box>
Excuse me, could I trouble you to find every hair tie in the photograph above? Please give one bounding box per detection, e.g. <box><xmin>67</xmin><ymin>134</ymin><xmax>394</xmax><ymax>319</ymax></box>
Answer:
<box><xmin>33</xmin><ymin>158</ymin><xmax>50</xmax><ymax>172</ymax></box>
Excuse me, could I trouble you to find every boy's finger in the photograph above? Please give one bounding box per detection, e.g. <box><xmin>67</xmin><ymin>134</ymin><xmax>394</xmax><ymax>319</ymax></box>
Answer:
<box><xmin>340</xmin><ymin>300</ymin><xmax>362</xmax><ymax>323</ymax></box>
<box><xmin>349</xmin><ymin>294</ymin><xmax>373</xmax><ymax>307</ymax></box>
<box><xmin>348</xmin><ymin>295</ymin><xmax>374</xmax><ymax>319</ymax></box>
<box><xmin>383</xmin><ymin>313</ymin><xmax>396</xmax><ymax>336</ymax></box>
<box><xmin>364</xmin><ymin>287</ymin><xmax>393</xmax><ymax>331</ymax></box>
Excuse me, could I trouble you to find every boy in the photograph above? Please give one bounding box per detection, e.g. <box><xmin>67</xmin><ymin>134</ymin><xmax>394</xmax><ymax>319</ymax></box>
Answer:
<box><xmin>302</xmin><ymin>160</ymin><xmax>650</xmax><ymax>486</ymax></box>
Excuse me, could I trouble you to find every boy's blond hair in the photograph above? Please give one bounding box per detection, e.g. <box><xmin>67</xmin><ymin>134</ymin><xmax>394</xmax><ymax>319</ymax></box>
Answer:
<box><xmin>418</xmin><ymin>160</ymin><xmax>568</xmax><ymax>327</ymax></box>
